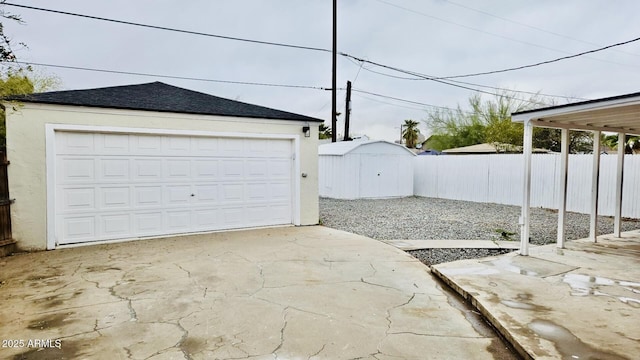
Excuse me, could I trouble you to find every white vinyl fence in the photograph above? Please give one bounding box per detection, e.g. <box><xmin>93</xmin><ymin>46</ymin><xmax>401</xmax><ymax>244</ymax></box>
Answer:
<box><xmin>414</xmin><ymin>154</ymin><xmax>640</xmax><ymax>219</ymax></box>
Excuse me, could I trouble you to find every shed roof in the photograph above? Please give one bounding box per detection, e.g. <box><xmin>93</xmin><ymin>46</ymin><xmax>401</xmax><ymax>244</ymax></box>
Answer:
<box><xmin>6</xmin><ymin>81</ymin><xmax>323</xmax><ymax>122</ymax></box>
<box><xmin>512</xmin><ymin>91</ymin><xmax>640</xmax><ymax>135</ymax></box>
<box><xmin>318</xmin><ymin>140</ymin><xmax>416</xmax><ymax>156</ymax></box>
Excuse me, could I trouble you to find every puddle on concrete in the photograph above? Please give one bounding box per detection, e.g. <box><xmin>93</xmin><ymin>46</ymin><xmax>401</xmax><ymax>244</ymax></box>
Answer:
<box><xmin>562</xmin><ymin>274</ymin><xmax>640</xmax><ymax>307</ymax></box>
<box><xmin>528</xmin><ymin>319</ymin><xmax>628</xmax><ymax>360</ymax></box>
<box><xmin>487</xmin><ymin>257</ymin><xmax>539</xmax><ymax>276</ymax></box>
<box><xmin>500</xmin><ymin>300</ymin><xmax>536</xmax><ymax>310</ymax></box>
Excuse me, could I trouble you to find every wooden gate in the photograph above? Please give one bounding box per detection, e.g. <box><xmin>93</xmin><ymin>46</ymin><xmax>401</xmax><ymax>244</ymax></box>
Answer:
<box><xmin>0</xmin><ymin>147</ymin><xmax>12</xmax><ymax>244</ymax></box>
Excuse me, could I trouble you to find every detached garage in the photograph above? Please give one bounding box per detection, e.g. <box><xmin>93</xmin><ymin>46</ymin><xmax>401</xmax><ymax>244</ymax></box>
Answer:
<box><xmin>4</xmin><ymin>82</ymin><xmax>322</xmax><ymax>250</ymax></box>
<box><xmin>319</xmin><ymin>140</ymin><xmax>415</xmax><ymax>199</ymax></box>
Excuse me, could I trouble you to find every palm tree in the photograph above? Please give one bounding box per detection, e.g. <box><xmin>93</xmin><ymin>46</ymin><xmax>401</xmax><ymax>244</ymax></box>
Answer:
<box><xmin>402</xmin><ymin>119</ymin><xmax>420</xmax><ymax>148</ymax></box>
<box><xmin>319</xmin><ymin>123</ymin><xmax>332</xmax><ymax>140</ymax></box>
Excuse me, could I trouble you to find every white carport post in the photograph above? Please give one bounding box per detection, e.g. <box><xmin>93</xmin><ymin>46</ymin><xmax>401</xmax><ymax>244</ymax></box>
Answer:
<box><xmin>520</xmin><ymin>120</ymin><xmax>533</xmax><ymax>256</ymax></box>
<box><xmin>589</xmin><ymin>131</ymin><xmax>601</xmax><ymax>242</ymax></box>
<box><xmin>556</xmin><ymin>129</ymin><xmax>570</xmax><ymax>248</ymax></box>
<box><xmin>614</xmin><ymin>132</ymin><xmax>625</xmax><ymax>237</ymax></box>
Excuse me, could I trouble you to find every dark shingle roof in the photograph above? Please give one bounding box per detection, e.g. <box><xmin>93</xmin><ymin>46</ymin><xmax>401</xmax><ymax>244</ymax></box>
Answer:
<box><xmin>7</xmin><ymin>81</ymin><xmax>323</xmax><ymax>122</ymax></box>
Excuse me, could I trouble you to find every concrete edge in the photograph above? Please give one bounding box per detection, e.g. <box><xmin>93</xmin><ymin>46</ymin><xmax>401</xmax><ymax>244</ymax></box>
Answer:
<box><xmin>382</xmin><ymin>239</ymin><xmax>521</xmax><ymax>250</ymax></box>
<box><xmin>430</xmin><ymin>265</ymin><xmax>534</xmax><ymax>360</ymax></box>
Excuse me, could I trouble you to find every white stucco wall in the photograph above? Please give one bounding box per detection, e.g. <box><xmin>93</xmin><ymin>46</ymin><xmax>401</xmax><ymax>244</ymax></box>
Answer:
<box><xmin>5</xmin><ymin>103</ymin><xmax>320</xmax><ymax>250</ymax></box>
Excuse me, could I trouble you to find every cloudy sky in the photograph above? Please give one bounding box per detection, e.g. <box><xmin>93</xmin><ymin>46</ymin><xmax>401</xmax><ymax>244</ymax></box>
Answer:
<box><xmin>3</xmin><ymin>0</ymin><xmax>640</xmax><ymax>142</ymax></box>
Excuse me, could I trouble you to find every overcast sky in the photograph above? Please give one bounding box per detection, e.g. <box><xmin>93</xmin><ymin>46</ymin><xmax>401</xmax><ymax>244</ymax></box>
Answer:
<box><xmin>4</xmin><ymin>0</ymin><xmax>640</xmax><ymax>142</ymax></box>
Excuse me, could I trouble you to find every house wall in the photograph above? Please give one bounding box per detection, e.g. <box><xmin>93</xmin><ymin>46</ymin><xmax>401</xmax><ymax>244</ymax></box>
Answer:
<box><xmin>414</xmin><ymin>154</ymin><xmax>640</xmax><ymax>219</ymax></box>
<box><xmin>6</xmin><ymin>103</ymin><xmax>320</xmax><ymax>250</ymax></box>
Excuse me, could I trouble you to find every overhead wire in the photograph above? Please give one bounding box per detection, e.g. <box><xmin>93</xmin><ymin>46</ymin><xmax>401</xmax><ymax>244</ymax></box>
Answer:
<box><xmin>3</xmin><ymin>2</ymin><xmax>331</xmax><ymax>54</ymax></box>
<box><xmin>372</xmin><ymin>0</ymin><xmax>639</xmax><ymax>69</ymax></box>
<box><xmin>10</xmin><ymin>61</ymin><xmax>331</xmax><ymax>90</ymax></box>
<box><xmin>7</xmin><ymin>2</ymin><xmax>632</xmax><ymax>105</ymax></box>
<box><xmin>442</xmin><ymin>0</ymin><xmax>640</xmax><ymax>58</ymax></box>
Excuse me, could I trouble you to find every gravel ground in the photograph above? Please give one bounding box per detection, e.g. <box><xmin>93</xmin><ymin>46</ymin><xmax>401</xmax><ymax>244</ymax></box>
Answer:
<box><xmin>319</xmin><ymin>196</ymin><xmax>640</xmax><ymax>265</ymax></box>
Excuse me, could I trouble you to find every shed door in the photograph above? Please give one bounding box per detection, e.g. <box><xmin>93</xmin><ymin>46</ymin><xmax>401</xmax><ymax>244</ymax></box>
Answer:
<box><xmin>359</xmin><ymin>155</ymin><xmax>401</xmax><ymax>198</ymax></box>
<box><xmin>54</xmin><ymin>132</ymin><xmax>293</xmax><ymax>245</ymax></box>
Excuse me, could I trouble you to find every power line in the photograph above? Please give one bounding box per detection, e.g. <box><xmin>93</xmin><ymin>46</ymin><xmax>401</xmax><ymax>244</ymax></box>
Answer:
<box><xmin>3</xmin><ymin>2</ymin><xmax>331</xmax><ymax>54</ymax></box>
<box><xmin>11</xmin><ymin>61</ymin><xmax>331</xmax><ymax>90</ymax></box>
<box><xmin>438</xmin><ymin>36</ymin><xmax>640</xmax><ymax>79</ymax></box>
<box><xmin>6</xmin><ymin>2</ymin><xmax>620</xmax><ymax>103</ymax></box>
<box><xmin>344</xmin><ymin>56</ymin><xmax>587</xmax><ymax>101</ymax></box>
<box><xmin>372</xmin><ymin>0</ymin><xmax>639</xmax><ymax>69</ymax></box>
<box><xmin>352</xmin><ymin>88</ymin><xmax>462</xmax><ymax>113</ymax></box>
<box><xmin>442</xmin><ymin>0</ymin><xmax>640</xmax><ymax>58</ymax></box>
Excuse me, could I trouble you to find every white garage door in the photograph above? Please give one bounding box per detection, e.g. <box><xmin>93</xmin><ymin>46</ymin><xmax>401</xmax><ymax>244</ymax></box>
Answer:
<box><xmin>55</xmin><ymin>132</ymin><xmax>294</xmax><ymax>245</ymax></box>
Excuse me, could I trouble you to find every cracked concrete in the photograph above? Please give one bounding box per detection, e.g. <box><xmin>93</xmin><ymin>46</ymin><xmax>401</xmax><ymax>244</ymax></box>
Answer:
<box><xmin>0</xmin><ymin>226</ymin><xmax>516</xmax><ymax>359</ymax></box>
<box><xmin>432</xmin><ymin>230</ymin><xmax>640</xmax><ymax>360</ymax></box>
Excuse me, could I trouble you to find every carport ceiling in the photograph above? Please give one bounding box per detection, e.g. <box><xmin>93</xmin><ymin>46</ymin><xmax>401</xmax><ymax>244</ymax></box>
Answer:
<box><xmin>512</xmin><ymin>91</ymin><xmax>640</xmax><ymax>135</ymax></box>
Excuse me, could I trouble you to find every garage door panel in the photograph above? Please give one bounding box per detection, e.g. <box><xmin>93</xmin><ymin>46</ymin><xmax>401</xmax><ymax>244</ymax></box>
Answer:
<box><xmin>247</xmin><ymin>183</ymin><xmax>268</xmax><ymax>200</ymax></box>
<box><xmin>165</xmin><ymin>185</ymin><xmax>192</xmax><ymax>205</ymax></box>
<box><xmin>62</xmin><ymin>187</ymin><xmax>96</xmax><ymax>211</ymax></box>
<box><xmin>101</xmin><ymin>214</ymin><xmax>131</xmax><ymax>236</ymax></box>
<box><xmin>164</xmin><ymin>136</ymin><xmax>191</xmax><ymax>156</ymax></box>
<box><xmin>269</xmin><ymin>204</ymin><xmax>292</xmax><ymax>223</ymax></box>
<box><xmin>221</xmin><ymin>207</ymin><xmax>243</xmax><ymax>226</ymax></box>
<box><xmin>166</xmin><ymin>211</ymin><xmax>191</xmax><ymax>230</ymax></box>
<box><xmin>270</xmin><ymin>183</ymin><xmax>292</xmax><ymax>200</ymax></box>
<box><xmin>220</xmin><ymin>138</ymin><xmax>244</xmax><ymax>156</ymax></box>
<box><xmin>221</xmin><ymin>184</ymin><xmax>243</xmax><ymax>202</ymax></box>
<box><xmin>133</xmin><ymin>135</ymin><xmax>162</xmax><ymax>155</ymax></box>
<box><xmin>100</xmin><ymin>187</ymin><xmax>130</xmax><ymax>209</ymax></box>
<box><xmin>246</xmin><ymin>160</ymin><xmax>268</xmax><ymax>178</ymax></box>
<box><xmin>135</xmin><ymin>186</ymin><xmax>163</xmax><ymax>207</ymax></box>
<box><xmin>194</xmin><ymin>209</ymin><xmax>218</xmax><ymax>229</ymax></box>
<box><xmin>57</xmin><ymin>132</ymin><xmax>95</xmax><ymax>155</ymax></box>
<box><xmin>221</xmin><ymin>160</ymin><xmax>244</xmax><ymax>178</ymax></box>
<box><xmin>194</xmin><ymin>160</ymin><xmax>218</xmax><ymax>179</ymax></box>
<box><xmin>100</xmin><ymin>159</ymin><xmax>130</xmax><ymax>180</ymax></box>
<box><xmin>269</xmin><ymin>160</ymin><xmax>292</xmax><ymax>178</ymax></box>
<box><xmin>268</xmin><ymin>140</ymin><xmax>292</xmax><ymax>155</ymax></box>
<box><xmin>194</xmin><ymin>184</ymin><xmax>218</xmax><ymax>203</ymax></box>
<box><xmin>55</xmin><ymin>132</ymin><xmax>293</xmax><ymax>245</ymax></box>
<box><xmin>60</xmin><ymin>158</ymin><xmax>95</xmax><ymax>182</ymax></box>
<box><xmin>246</xmin><ymin>206</ymin><xmax>269</xmax><ymax>224</ymax></box>
<box><xmin>134</xmin><ymin>159</ymin><xmax>163</xmax><ymax>180</ymax></box>
<box><xmin>100</xmin><ymin>134</ymin><xmax>131</xmax><ymax>154</ymax></box>
<box><xmin>194</xmin><ymin>137</ymin><xmax>219</xmax><ymax>155</ymax></box>
<box><xmin>166</xmin><ymin>159</ymin><xmax>191</xmax><ymax>178</ymax></box>
<box><xmin>62</xmin><ymin>216</ymin><xmax>96</xmax><ymax>242</ymax></box>
<box><xmin>134</xmin><ymin>212</ymin><xmax>163</xmax><ymax>234</ymax></box>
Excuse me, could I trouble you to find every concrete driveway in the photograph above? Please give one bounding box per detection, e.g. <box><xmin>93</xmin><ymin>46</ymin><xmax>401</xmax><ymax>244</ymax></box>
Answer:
<box><xmin>0</xmin><ymin>226</ymin><xmax>513</xmax><ymax>359</ymax></box>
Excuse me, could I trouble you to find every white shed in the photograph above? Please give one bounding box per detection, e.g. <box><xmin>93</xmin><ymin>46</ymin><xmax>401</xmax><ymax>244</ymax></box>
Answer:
<box><xmin>319</xmin><ymin>140</ymin><xmax>415</xmax><ymax>199</ymax></box>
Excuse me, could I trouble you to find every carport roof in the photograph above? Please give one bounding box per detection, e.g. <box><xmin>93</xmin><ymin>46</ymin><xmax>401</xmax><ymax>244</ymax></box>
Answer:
<box><xmin>6</xmin><ymin>81</ymin><xmax>324</xmax><ymax>122</ymax></box>
<box><xmin>512</xmin><ymin>91</ymin><xmax>640</xmax><ymax>135</ymax></box>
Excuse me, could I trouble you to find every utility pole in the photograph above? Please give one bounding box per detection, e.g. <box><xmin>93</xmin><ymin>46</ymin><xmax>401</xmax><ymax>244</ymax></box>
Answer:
<box><xmin>331</xmin><ymin>0</ymin><xmax>337</xmax><ymax>142</ymax></box>
<box><xmin>343</xmin><ymin>80</ymin><xmax>352</xmax><ymax>141</ymax></box>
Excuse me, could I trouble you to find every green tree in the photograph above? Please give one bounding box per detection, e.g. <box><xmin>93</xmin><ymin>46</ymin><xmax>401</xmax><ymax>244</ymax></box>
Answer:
<box><xmin>319</xmin><ymin>123</ymin><xmax>332</xmax><ymax>140</ymax></box>
<box><xmin>424</xmin><ymin>90</ymin><xmax>592</xmax><ymax>153</ymax></box>
<box><xmin>402</xmin><ymin>119</ymin><xmax>420</xmax><ymax>148</ymax></box>
<box><xmin>602</xmin><ymin>133</ymin><xmax>640</xmax><ymax>154</ymax></box>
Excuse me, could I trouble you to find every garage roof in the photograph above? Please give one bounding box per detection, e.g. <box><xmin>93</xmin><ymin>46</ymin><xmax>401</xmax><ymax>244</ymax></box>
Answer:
<box><xmin>7</xmin><ymin>81</ymin><xmax>323</xmax><ymax>122</ymax></box>
<box><xmin>512</xmin><ymin>91</ymin><xmax>640</xmax><ymax>135</ymax></box>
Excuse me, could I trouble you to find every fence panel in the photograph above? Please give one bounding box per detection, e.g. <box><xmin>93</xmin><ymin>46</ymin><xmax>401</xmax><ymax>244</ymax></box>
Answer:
<box><xmin>413</xmin><ymin>154</ymin><xmax>640</xmax><ymax>219</ymax></box>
